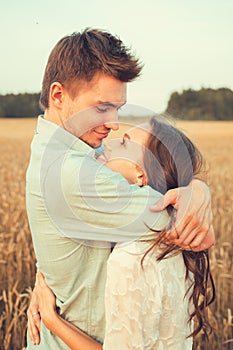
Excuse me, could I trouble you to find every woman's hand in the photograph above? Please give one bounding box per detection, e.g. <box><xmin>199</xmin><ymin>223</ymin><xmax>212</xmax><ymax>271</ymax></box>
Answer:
<box><xmin>150</xmin><ymin>179</ymin><xmax>215</xmax><ymax>251</ymax></box>
<box><xmin>34</xmin><ymin>272</ymin><xmax>102</xmax><ymax>350</ymax></box>
<box><xmin>27</xmin><ymin>287</ymin><xmax>41</xmax><ymax>345</ymax></box>
<box><xmin>34</xmin><ymin>271</ymin><xmax>58</xmax><ymax>330</ymax></box>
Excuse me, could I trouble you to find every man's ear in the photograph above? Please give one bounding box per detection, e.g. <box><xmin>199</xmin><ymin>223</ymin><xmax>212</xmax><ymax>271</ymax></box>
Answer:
<box><xmin>49</xmin><ymin>82</ymin><xmax>64</xmax><ymax>109</ymax></box>
<box><xmin>135</xmin><ymin>165</ymin><xmax>147</xmax><ymax>187</ymax></box>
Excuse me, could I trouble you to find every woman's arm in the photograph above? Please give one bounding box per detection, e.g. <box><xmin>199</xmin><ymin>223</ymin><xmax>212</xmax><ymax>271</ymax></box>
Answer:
<box><xmin>34</xmin><ymin>272</ymin><xmax>102</xmax><ymax>350</ymax></box>
<box><xmin>44</xmin><ymin>314</ymin><xmax>102</xmax><ymax>350</ymax></box>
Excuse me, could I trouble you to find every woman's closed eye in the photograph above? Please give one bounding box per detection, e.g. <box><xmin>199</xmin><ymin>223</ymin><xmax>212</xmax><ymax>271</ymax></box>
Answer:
<box><xmin>120</xmin><ymin>133</ymin><xmax>131</xmax><ymax>146</ymax></box>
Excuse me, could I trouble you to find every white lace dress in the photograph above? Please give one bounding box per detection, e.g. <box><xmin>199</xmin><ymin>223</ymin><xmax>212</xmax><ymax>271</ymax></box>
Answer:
<box><xmin>103</xmin><ymin>241</ymin><xmax>194</xmax><ymax>350</ymax></box>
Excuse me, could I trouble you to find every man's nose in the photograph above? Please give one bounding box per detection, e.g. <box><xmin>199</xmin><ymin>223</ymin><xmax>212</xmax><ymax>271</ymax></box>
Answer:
<box><xmin>105</xmin><ymin>122</ymin><xmax>119</xmax><ymax>131</ymax></box>
<box><xmin>104</xmin><ymin>111</ymin><xmax>119</xmax><ymax>131</ymax></box>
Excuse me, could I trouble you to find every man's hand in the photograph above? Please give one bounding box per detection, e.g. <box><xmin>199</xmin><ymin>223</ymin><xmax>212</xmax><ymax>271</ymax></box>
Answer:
<box><xmin>27</xmin><ymin>286</ymin><xmax>41</xmax><ymax>345</ymax></box>
<box><xmin>150</xmin><ymin>179</ymin><xmax>215</xmax><ymax>251</ymax></box>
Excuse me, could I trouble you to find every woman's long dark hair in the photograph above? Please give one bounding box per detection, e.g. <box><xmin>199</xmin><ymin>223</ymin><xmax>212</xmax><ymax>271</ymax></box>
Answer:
<box><xmin>142</xmin><ymin>116</ymin><xmax>215</xmax><ymax>339</ymax></box>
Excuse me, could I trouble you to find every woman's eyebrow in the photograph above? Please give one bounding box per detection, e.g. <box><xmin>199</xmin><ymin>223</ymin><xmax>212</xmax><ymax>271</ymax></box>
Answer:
<box><xmin>121</xmin><ymin>133</ymin><xmax>131</xmax><ymax>145</ymax></box>
<box><xmin>123</xmin><ymin>133</ymin><xmax>131</xmax><ymax>141</ymax></box>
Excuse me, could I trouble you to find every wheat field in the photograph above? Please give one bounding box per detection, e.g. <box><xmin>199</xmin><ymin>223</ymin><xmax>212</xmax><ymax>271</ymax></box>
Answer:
<box><xmin>0</xmin><ymin>118</ymin><xmax>232</xmax><ymax>350</ymax></box>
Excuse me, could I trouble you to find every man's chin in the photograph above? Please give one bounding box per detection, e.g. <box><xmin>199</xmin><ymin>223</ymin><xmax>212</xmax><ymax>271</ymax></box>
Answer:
<box><xmin>81</xmin><ymin>139</ymin><xmax>102</xmax><ymax>149</ymax></box>
<box><xmin>93</xmin><ymin>141</ymin><xmax>103</xmax><ymax>148</ymax></box>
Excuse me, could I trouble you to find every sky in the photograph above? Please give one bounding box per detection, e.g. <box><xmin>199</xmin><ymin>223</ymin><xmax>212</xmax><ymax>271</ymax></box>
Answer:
<box><xmin>1</xmin><ymin>0</ymin><xmax>233</xmax><ymax>113</ymax></box>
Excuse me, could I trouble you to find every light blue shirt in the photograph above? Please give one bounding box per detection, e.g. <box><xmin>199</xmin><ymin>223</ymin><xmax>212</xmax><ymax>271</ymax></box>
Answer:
<box><xmin>26</xmin><ymin>116</ymin><xmax>169</xmax><ymax>348</ymax></box>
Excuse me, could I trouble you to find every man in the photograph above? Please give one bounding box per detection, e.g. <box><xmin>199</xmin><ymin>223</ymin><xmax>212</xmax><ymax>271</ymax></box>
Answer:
<box><xmin>26</xmin><ymin>28</ymin><xmax>214</xmax><ymax>348</ymax></box>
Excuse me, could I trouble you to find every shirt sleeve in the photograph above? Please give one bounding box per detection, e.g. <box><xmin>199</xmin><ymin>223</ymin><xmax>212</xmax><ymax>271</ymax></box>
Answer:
<box><xmin>43</xmin><ymin>152</ymin><xmax>169</xmax><ymax>243</ymax></box>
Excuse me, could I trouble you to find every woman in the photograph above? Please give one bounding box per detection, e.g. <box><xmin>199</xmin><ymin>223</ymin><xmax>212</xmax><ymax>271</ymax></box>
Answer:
<box><xmin>34</xmin><ymin>117</ymin><xmax>215</xmax><ymax>349</ymax></box>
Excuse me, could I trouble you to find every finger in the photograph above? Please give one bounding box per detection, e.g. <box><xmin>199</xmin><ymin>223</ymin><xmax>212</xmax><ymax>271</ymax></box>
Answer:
<box><xmin>167</xmin><ymin>199</ymin><xmax>209</xmax><ymax>242</ymax></box>
<box><xmin>27</xmin><ymin>320</ymin><xmax>34</xmax><ymax>344</ymax></box>
<box><xmin>200</xmin><ymin>225</ymin><xmax>215</xmax><ymax>249</ymax></box>
<box><xmin>27</xmin><ymin>311</ymin><xmax>41</xmax><ymax>345</ymax></box>
<box><xmin>187</xmin><ymin>224</ymin><xmax>213</xmax><ymax>250</ymax></box>
<box><xmin>28</xmin><ymin>320</ymin><xmax>40</xmax><ymax>345</ymax></box>
<box><xmin>177</xmin><ymin>216</ymin><xmax>201</xmax><ymax>244</ymax></box>
<box><xmin>150</xmin><ymin>189</ymin><xmax>179</xmax><ymax>212</ymax></box>
<box><xmin>35</xmin><ymin>271</ymin><xmax>45</xmax><ymax>292</ymax></box>
<box><xmin>165</xmin><ymin>207</ymin><xmax>202</xmax><ymax>244</ymax></box>
<box><xmin>27</xmin><ymin>293</ymin><xmax>41</xmax><ymax>332</ymax></box>
<box><xmin>165</xmin><ymin>212</ymin><xmax>193</xmax><ymax>242</ymax></box>
<box><xmin>36</xmin><ymin>271</ymin><xmax>45</xmax><ymax>286</ymax></box>
<box><xmin>27</xmin><ymin>306</ymin><xmax>41</xmax><ymax>329</ymax></box>
<box><xmin>171</xmin><ymin>223</ymin><xmax>211</xmax><ymax>249</ymax></box>
<box><xmin>178</xmin><ymin>203</ymin><xmax>212</xmax><ymax>245</ymax></box>
<box><xmin>32</xmin><ymin>313</ymin><xmax>41</xmax><ymax>332</ymax></box>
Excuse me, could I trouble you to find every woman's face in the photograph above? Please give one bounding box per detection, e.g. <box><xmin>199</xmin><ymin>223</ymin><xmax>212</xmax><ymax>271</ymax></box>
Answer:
<box><xmin>100</xmin><ymin>124</ymin><xmax>150</xmax><ymax>186</ymax></box>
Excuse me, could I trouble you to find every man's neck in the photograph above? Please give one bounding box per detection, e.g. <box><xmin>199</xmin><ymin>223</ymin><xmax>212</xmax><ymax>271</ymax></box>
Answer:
<box><xmin>44</xmin><ymin>109</ymin><xmax>64</xmax><ymax>127</ymax></box>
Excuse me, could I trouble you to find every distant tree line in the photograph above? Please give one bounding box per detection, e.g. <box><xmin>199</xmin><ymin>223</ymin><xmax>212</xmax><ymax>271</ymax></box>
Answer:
<box><xmin>166</xmin><ymin>87</ymin><xmax>233</xmax><ymax>120</ymax></box>
<box><xmin>0</xmin><ymin>88</ymin><xmax>233</xmax><ymax>119</ymax></box>
<box><xmin>0</xmin><ymin>93</ymin><xmax>42</xmax><ymax>118</ymax></box>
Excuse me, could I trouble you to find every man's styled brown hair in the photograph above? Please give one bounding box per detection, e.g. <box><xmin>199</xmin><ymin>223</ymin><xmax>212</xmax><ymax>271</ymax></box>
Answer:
<box><xmin>40</xmin><ymin>28</ymin><xmax>142</xmax><ymax>109</ymax></box>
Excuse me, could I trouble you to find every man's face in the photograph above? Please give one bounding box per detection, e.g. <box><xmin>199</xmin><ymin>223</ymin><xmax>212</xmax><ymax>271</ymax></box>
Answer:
<box><xmin>63</xmin><ymin>73</ymin><xmax>126</xmax><ymax>148</ymax></box>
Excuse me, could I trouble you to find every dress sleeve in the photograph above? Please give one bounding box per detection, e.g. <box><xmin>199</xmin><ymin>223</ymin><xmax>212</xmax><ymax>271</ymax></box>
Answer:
<box><xmin>103</xmin><ymin>248</ymin><xmax>163</xmax><ymax>350</ymax></box>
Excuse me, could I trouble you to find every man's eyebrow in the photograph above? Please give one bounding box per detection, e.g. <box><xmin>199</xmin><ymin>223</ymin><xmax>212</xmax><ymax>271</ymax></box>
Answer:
<box><xmin>97</xmin><ymin>101</ymin><xmax>126</xmax><ymax>108</ymax></box>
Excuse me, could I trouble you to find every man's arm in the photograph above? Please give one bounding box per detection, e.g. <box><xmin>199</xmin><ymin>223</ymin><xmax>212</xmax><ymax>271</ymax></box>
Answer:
<box><xmin>150</xmin><ymin>179</ymin><xmax>215</xmax><ymax>251</ymax></box>
<box><xmin>43</xmin><ymin>152</ymin><xmax>214</xmax><ymax>249</ymax></box>
<box><xmin>52</xmin><ymin>158</ymin><xmax>169</xmax><ymax>243</ymax></box>
<box><xmin>61</xmin><ymin>159</ymin><xmax>214</xmax><ymax>250</ymax></box>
